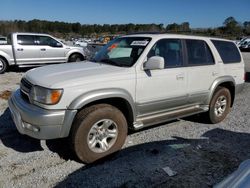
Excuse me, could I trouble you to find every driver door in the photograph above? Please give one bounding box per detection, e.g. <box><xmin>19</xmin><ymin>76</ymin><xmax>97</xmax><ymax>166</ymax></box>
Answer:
<box><xmin>36</xmin><ymin>36</ymin><xmax>66</xmax><ymax>64</ymax></box>
<box><xmin>136</xmin><ymin>39</ymin><xmax>188</xmax><ymax>115</ymax></box>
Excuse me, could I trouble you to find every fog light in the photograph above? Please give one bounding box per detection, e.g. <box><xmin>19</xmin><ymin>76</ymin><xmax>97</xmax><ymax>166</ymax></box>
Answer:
<box><xmin>22</xmin><ymin>122</ymin><xmax>40</xmax><ymax>132</ymax></box>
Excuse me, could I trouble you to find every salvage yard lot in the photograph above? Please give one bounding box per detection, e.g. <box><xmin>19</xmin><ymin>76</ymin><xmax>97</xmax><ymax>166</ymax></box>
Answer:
<box><xmin>0</xmin><ymin>53</ymin><xmax>250</xmax><ymax>188</ymax></box>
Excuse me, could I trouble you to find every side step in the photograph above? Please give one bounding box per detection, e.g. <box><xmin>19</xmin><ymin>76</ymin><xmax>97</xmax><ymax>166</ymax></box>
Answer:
<box><xmin>133</xmin><ymin>105</ymin><xmax>209</xmax><ymax>130</ymax></box>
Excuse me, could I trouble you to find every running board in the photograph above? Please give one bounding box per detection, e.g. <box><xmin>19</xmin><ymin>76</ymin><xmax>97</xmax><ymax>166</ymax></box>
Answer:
<box><xmin>133</xmin><ymin>105</ymin><xmax>209</xmax><ymax>130</ymax></box>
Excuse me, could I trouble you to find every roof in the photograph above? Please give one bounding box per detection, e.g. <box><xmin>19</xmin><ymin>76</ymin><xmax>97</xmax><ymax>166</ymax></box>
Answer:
<box><xmin>11</xmin><ymin>32</ymin><xmax>51</xmax><ymax>36</ymax></box>
<box><xmin>123</xmin><ymin>33</ymin><xmax>232</xmax><ymax>42</ymax></box>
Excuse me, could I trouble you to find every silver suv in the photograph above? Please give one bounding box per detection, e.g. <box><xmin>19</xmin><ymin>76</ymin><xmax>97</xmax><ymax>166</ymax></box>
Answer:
<box><xmin>9</xmin><ymin>34</ymin><xmax>245</xmax><ymax>163</ymax></box>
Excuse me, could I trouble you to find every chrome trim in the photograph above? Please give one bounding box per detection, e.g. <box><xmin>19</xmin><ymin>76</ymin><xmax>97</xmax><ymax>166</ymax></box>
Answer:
<box><xmin>133</xmin><ymin>104</ymin><xmax>209</xmax><ymax>130</ymax></box>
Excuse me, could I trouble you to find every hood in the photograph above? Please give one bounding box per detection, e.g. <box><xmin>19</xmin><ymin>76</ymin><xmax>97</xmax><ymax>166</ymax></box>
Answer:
<box><xmin>24</xmin><ymin>61</ymin><xmax>131</xmax><ymax>88</ymax></box>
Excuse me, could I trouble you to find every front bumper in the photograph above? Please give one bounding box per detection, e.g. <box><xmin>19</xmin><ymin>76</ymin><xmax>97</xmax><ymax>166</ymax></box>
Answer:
<box><xmin>8</xmin><ymin>89</ymin><xmax>77</xmax><ymax>139</ymax></box>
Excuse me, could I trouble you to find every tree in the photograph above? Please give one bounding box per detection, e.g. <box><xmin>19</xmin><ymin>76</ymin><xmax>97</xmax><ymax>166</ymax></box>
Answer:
<box><xmin>243</xmin><ymin>21</ymin><xmax>250</xmax><ymax>35</ymax></box>
<box><xmin>223</xmin><ymin>17</ymin><xmax>242</xmax><ymax>36</ymax></box>
<box><xmin>166</xmin><ymin>23</ymin><xmax>180</xmax><ymax>32</ymax></box>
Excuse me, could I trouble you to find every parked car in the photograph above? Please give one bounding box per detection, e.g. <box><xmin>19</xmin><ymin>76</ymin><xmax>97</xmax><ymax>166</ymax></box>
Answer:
<box><xmin>237</xmin><ymin>37</ymin><xmax>250</xmax><ymax>47</ymax></box>
<box><xmin>239</xmin><ymin>41</ymin><xmax>250</xmax><ymax>52</ymax></box>
<box><xmin>0</xmin><ymin>36</ymin><xmax>7</xmax><ymax>45</ymax></box>
<box><xmin>9</xmin><ymin>34</ymin><xmax>244</xmax><ymax>163</ymax></box>
<box><xmin>0</xmin><ymin>32</ymin><xmax>86</xmax><ymax>74</ymax></box>
<box><xmin>73</xmin><ymin>39</ymin><xmax>88</xmax><ymax>47</ymax></box>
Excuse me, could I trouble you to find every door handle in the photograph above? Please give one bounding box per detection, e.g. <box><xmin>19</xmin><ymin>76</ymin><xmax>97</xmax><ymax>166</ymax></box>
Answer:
<box><xmin>17</xmin><ymin>48</ymin><xmax>23</xmax><ymax>51</ymax></box>
<box><xmin>40</xmin><ymin>48</ymin><xmax>46</xmax><ymax>51</ymax></box>
<box><xmin>176</xmin><ymin>74</ymin><xmax>184</xmax><ymax>80</ymax></box>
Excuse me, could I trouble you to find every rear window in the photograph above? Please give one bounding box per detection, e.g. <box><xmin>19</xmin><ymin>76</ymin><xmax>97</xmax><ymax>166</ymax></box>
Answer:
<box><xmin>17</xmin><ymin>35</ymin><xmax>35</xmax><ymax>45</ymax></box>
<box><xmin>211</xmin><ymin>40</ymin><xmax>241</xmax><ymax>63</ymax></box>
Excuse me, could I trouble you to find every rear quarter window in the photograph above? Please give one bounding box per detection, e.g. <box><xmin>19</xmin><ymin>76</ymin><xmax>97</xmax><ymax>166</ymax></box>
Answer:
<box><xmin>211</xmin><ymin>40</ymin><xmax>241</xmax><ymax>63</ymax></box>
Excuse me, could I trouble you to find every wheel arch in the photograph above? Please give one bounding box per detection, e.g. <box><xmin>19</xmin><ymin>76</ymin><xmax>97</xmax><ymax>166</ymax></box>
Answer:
<box><xmin>0</xmin><ymin>53</ymin><xmax>10</xmax><ymax>66</ymax></box>
<box><xmin>67</xmin><ymin>52</ymin><xmax>85</xmax><ymax>62</ymax></box>
<box><xmin>208</xmin><ymin>76</ymin><xmax>235</xmax><ymax>107</ymax></box>
<box><xmin>69</xmin><ymin>88</ymin><xmax>136</xmax><ymax>125</ymax></box>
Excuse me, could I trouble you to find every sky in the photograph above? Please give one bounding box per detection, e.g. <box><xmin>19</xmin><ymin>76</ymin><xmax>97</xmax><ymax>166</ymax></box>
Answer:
<box><xmin>0</xmin><ymin>0</ymin><xmax>249</xmax><ymax>28</ymax></box>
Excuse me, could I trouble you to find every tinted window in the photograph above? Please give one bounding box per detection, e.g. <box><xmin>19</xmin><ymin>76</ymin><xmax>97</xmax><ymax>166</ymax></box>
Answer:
<box><xmin>17</xmin><ymin>35</ymin><xmax>35</xmax><ymax>45</ymax></box>
<box><xmin>211</xmin><ymin>40</ymin><xmax>241</xmax><ymax>63</ymax></box>
<box><xmin>186</xmin><ymin>39</ymin><xmax>214</xmax><ymax>65</ymax></box>
<box><xmin>36</xmin><ymin>36</ymin><xmax>62</xmax><ymax>47</ymax></box>
<box><xmin>148</xmin><ymin>39</ymin><xmax>183</xmax><ymax>68</ymax></box>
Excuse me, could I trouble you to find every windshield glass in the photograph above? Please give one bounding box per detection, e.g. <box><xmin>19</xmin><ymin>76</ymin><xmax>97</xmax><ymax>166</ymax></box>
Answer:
<box><xmin>93</xmin><ymin>37</ymin><xmax>151</xmax><ymax>67</ymax></box>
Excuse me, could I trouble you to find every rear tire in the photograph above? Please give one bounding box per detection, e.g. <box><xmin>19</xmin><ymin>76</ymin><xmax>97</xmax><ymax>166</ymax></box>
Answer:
<box><xmin>208</xmin><ymin>87</ymin><xmax>231</xmax><ymax>124</ymax></box>
<box><xmin>70</xmin><ymin>104</ymin><xmax>127</xmax><ymax>163</ymax></box>
<box><xmin>0</xmin><ymin>57</ymin><xmax>8</xmax><ymax>74</ymax></box>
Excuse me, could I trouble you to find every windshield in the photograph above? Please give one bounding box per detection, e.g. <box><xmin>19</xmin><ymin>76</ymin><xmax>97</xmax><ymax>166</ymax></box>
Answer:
<box><xmin>93</xmin><ymin>37</ymin><xmax>151</xmax><ymax>67</ymax></box>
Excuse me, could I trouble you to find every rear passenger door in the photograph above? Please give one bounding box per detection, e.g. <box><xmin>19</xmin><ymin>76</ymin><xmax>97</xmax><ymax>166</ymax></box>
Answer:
<box><xmin>14</xmin><ymin>35</ymin><xmax>41</xmax><ymax>64</ymax></box>
<box><xmin>136</xmin><ymin>39</ymin><xmax>188</xmax><ymax>115</ymax></box>
<box><xmin>185</xmin><ymin>39</ymin><xmax>217</xmax><ymax>104</ymax></box>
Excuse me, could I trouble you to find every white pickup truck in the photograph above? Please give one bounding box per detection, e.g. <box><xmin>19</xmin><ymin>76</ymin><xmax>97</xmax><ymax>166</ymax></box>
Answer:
<box><xmin>0</xmin><ymin>33</ymin><xmax>86</xmax><ymax>73</ymax></box>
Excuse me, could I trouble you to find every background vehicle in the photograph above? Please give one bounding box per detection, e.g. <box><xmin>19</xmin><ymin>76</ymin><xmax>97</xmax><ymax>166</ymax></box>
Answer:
<box><xmin>0</xmin><ymin>32</ymin><xmax>86</xmax><ymax>74</ymax></box>
<box><xmin>237</xmin><ymin>37</ymin><xmax>250</xmax><ymax>47</ymax></box>
<box><xmin>9</xmin><ymin>34</ymin><xmax>245</xmax><ymax>163</ymax></box>
<box><xmin>73</xmin><ymin>39</ymin><xmax>88</xmax><ymax>47</ymax></box>
<box><xmin>0</xmin><ymin>36</ymin><xmax>7</xmax><ymax>44</ymax></box>
<box><xmin>240</xmin><ymin>41</ymin><xmax>250</xmax><ymax>52</ymax></box>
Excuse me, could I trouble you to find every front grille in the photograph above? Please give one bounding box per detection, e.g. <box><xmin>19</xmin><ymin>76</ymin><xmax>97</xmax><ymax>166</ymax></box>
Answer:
<box><xmin>20</xmin><ymin>78</ymin><xmax>32</xmax><ymax>102</ymax></box>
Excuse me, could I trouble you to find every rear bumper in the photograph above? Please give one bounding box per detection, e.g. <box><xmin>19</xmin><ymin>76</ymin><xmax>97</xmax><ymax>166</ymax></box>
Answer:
<box><xmin>8</xmin><ymin>89</ymin><xmax>77</xmax><ymax>139</ymax></box>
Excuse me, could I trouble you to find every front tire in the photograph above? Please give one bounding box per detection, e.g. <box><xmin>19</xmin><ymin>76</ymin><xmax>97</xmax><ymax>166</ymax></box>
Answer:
<box><xmin>0</xmin><ymin>57</ymin><xmax>8</xmax><ymax>74</ymax></box>
<box><xmin>71</xmin><ymin>104</ymin><xmax>128</xmax><ymax>163</ymax></box>
<box><xmin>68</xmin><ymin>54</ymin><xmax>84</xmax><ymax>62</ymax></box>
<box><xmin>208</xmin><ymin>87</ymin><xmax>231</xmax><ymax>124</ymax></box>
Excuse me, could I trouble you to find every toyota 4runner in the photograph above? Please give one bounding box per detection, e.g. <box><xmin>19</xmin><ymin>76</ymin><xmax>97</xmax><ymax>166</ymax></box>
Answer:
<box><xmin>8</xmin><ymin>34</ymin><xmax>245</xmax><ymax>163</ymax></box>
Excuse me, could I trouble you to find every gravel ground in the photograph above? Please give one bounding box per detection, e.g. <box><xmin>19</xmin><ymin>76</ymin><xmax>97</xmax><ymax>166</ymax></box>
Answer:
<box><xmin>0</xmin><ymin>53</ymin><xmax>250</xmax><ymax>188</ymax></box>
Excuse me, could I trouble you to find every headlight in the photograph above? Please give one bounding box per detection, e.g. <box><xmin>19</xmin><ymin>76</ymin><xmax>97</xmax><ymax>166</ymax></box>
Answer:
<box><xmin>30</xmin><ymin>86</ymin><xmax>63</xmax><ymax>105</ymax></box>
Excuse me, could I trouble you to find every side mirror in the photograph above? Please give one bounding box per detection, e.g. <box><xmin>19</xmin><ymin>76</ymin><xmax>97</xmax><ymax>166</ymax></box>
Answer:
<box><xmin>55</xmin><ymin>42</ymin><xmax>63</xmax><ymax>47</ymax></box>
<box><xmin>51</xmin><ymin>42</ymin><xmax>63</xmax><ymax>48</ymax></box>
<box><xmin>144</xmin><ymin>56</ymin><xmax>164</xmax><ymax>70</ymax></box>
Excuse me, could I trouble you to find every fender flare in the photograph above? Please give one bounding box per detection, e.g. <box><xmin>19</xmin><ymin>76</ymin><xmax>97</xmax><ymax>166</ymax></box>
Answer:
<box><xmin>0</xmin><ymin>51</ymin><xmax>11</xmax><ymax>65</ymax></box>
<box><xmin>207</xmin><ymin>76</ymin><xmax>235</xmax><ymax>104</ymax></box>
<box><xmin>68</xmin><ymin>88</ymin><xmax>136</xmax><ymax>120</ymax></box>
<box><xmin>66</xmin><ymin>49</ymin><xmax>85</xmax><ymax>62</ymax></box>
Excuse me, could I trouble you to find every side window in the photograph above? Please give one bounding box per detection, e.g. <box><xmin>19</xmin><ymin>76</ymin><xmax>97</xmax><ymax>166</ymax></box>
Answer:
<box><xmin>147</xmin><ymin>39</ymin><xmax>183</xmax><ymax>68</ymax></box>
<box><xmin>186</xmin><ymin>39</ymin><xmax>214</xmax><ymax>66</ymax></box>
<box><xmin>17</xmin><ymin>35</ymin><xmax>35</xmax><ymax>45</ymax></box>
<box><xmin>211</xmin><ymin>40</ymin><xmax>241</xmax><ymax>63</ymax></box>
<box><xmin>36</xmin><ymin>36</ymin><xmax>62</xmax><ymax>47</ymax></box>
